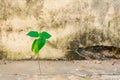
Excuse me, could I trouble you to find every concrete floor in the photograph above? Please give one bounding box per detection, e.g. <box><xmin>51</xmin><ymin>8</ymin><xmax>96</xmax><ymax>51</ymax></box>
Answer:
<box><xmin>0</xmin><ymin>60</ymin><xmax>120</xmax><ymax>80</ymax></box>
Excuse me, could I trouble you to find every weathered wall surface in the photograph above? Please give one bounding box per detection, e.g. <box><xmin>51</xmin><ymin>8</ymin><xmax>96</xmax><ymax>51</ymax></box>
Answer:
<box><xmin>0</xmin><ymin>0</ymin><xmax>120</xmax><ymax>59</ymax></box>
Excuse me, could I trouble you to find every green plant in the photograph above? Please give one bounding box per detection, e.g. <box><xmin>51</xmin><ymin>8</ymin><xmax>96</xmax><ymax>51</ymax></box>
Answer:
<box><xmin>27</xmin><ymin>31</ymin><xmax>51</xmax><ymax>74</ymax></box>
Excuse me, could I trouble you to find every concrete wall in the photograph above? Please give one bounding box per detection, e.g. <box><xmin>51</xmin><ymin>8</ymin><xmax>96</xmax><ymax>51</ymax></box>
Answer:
<box><xmin>0</xmin><ymin>0</ymin><xmax>120</xmax><ymax>59</ymax></box>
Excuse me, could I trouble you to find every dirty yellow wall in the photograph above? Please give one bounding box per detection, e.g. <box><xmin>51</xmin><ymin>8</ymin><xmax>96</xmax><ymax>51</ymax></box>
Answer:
<box><xmin>0</xmin><ymin>0</ymin><xmax>120</xmax><ymax>59</ymax></box>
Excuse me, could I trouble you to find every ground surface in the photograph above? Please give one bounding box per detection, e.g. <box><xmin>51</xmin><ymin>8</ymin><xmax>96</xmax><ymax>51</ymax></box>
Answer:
<box><xmin>0</xmin><ymin>60</ymin><xmax>120</xmax><ymax>80</ymax></box>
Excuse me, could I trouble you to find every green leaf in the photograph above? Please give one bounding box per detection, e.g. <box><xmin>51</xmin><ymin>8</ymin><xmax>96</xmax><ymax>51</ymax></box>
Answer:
<box><xmin>32</xmin><ymin>39</ymin><xmax>46</xmax><ymax>55</ymax></box>
<box><xmin>38</xmin><ymin>38</ymin><xmax>46</xmax><ymax>51</ymax></box>
<box><xmin>40</xmin><ymin>32</ymin><xmax>51</xmax><ymax>39</ymax></box>
<box><xmin>27</xmin><ymin>31</ymin><xmax>39</xmax><ymax>38</ymax></box>
<box><xmin>27</xmin><ymin>31</ymin><xmax>51</xmax><ymax>55</ymax></box>
<box><xmin>32</xmin><ymin>39</ymin><xmax>39</xmax><ymax>54</ymax></box>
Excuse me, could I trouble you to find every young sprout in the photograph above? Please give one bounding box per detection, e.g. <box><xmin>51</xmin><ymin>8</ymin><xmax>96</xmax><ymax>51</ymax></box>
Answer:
<box><xmin>27</xmin><ymin>31</ymin><xmax>51</xmax><ymax>74</ymax></box>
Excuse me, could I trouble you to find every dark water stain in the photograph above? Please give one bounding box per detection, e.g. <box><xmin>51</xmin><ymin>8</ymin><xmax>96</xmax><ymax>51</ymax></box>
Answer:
<box><xmin>0</xmin><ymin>50</ymin><xmax>6</xmax><ymax>60</ymax></box>
<box><xmin>76</xmin><ymin>45</ymin><xmax>120</xmax><ymax>60</ymax></box>
<box><xmin>65</xmin><ymin>45</ymin><xmax>120</xmax><ymax>60</ymax></box>
<box><xmin>65</xmin><ymin>28</ymin><xmax>120</xmax><ymax>60</ymax></box>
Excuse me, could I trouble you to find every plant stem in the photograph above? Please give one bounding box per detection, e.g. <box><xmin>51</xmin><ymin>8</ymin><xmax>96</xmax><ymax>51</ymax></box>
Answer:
<box><xmin>38</xmin><ymin>53</ymin><xmax>41</xmax><ymax>74</ymax></box>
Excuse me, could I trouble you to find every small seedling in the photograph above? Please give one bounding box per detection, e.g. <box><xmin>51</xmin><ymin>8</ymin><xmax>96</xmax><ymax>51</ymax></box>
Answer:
<box><xmin>27</xmin><ymin>31</ymin><xmax>51</xmax><ymax>74</ymax></box>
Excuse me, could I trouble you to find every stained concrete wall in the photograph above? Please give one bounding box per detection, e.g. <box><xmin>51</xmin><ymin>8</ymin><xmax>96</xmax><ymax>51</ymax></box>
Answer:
<box><xmin>0</xmin><ymin>0</ymin><xmax>120</xmax><ymax>59</ymax></box>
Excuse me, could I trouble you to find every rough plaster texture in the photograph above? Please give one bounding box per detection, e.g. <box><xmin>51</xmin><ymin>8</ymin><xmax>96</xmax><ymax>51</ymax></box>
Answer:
<box><xmin>0</xmin><ymin>0</ymin><xmax>120</xmax><ymax>59</ymax></box>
